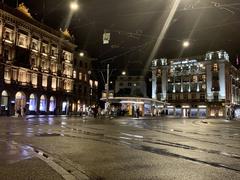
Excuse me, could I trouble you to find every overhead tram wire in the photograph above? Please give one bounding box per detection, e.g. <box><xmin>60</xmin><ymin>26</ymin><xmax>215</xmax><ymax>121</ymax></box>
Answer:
<box><xmin>117</xmin><ymin>2</ymin><xmax>240</xmax><ymax>18</ymax></box>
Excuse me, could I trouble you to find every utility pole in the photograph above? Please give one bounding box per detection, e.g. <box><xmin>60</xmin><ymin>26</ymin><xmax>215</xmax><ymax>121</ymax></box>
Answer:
<box><xmin>106</xmin><ymin>64</ymin><xmax>110</xmax><ymax>114</ymax></box>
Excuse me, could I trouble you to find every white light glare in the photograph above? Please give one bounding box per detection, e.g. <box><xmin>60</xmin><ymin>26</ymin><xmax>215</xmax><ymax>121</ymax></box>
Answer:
<box><xmin>122</xmin><ymin>71</ymin><xmax>126</xmax><ymax>75</ymax></box>
<box><xmin>183</xmin><ymin>41</ymin><xmax>190</xmax><ymax>47</ymax></box>
<box><xmin>70</xmin><ymin>1</ymin><xmax>79</xmax><ymax>11</ymax></box>
<box><xmin>79</xmin><ymin>52</ymin><xmax>84</xmax><ymax>57</ymax></box>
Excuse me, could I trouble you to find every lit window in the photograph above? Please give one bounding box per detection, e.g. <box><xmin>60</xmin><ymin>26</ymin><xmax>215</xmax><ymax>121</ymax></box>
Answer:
<box><xmin>94</xmin><ymin>81</ymin><xmax>98</xmax><ymax>87</ymax></box>
<box><xmin>202</xmin><ymin>75</ymin><xmax>206</xmax><ymax>82</ymax></box>
<box><xmin>18</xmin><ymin>70</ymin><xmax>27</xmax><ymax>84</ymax></box>
<box><xmin>73</xmin><ymin>71</ymin><xmax>76</xmax><ymax>78</ymax></box>
<box><xmin>18</xmin><ymin>35</ymin><xmax>26</xmax><ymax>47</ymax></box>
<box><xmin>79</xmin><ymin>72</ymin><xmax>82</xmax><ymax>80</ymax></box>
<box><xmin>12</xmin><ymin>69</ymin><xmax>17</xmax><ymax>81</ymax></box>
<box><xmin>89</xmin><ymin>80</ymin><xmax>93</xmax><ymax>87</ymax></box>
<box><xmin>52</xmin><ymin>78</ymin><xmax>57</xmax><ymax>90</ymax></box>
<box><xmin>42</xmin><ymin>75</ymin><xmax>48</xmax><ymax>87</ymax></box>
<box><xmin>193</xmin><ymin>75</ymin><xmax>198</xmax><ymax>83</ymax></box>
<box><xmin>84</xmin><ymin>74</ymin><xmax>87</xmax><ymax>81</ymax></box>
<box><xmin>32</xmin><ymin>73</ymin><xmax>38</xmax><ymax>87</ymax></box>
<box><xmin>4</xmin><ymin>67</ymin><xmax>11</xmax><ymax>84</ymax></box>
<box><xmin>213</xmin><ymin>63</ymin><xmax>218</xmax><ymax>72</ymax></box>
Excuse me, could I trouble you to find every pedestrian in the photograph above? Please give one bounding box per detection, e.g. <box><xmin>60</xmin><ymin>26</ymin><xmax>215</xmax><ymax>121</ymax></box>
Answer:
<box><xmin>17</xmin><ymin>106</ymin><xmax>21</xmax><ymax>117</ymax></box>
<box><xmin>136</xmin><ymin>108</ymin><xmax>140</xmax><ymax>118</ymax></box>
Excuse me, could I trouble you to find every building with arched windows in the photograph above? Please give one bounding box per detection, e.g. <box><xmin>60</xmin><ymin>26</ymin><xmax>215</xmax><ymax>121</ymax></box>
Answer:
<box><xmin>0</xmin><ymin>3</ymin><xmax>98</xmax><ymax>116</ymax></box>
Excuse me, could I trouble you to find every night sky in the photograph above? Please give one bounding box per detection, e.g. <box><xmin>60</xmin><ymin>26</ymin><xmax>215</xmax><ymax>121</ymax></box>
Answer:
<box><xmin>4</xmin><ymin>0</ymin><xmax>240</xmax><ymax>76</ymax></box>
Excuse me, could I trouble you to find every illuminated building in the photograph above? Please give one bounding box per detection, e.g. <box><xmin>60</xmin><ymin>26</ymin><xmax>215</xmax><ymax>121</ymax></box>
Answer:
<box><xmin>0</xmin><ymin>3</ymin><xmax>96</xmax><ymax>115</ymax></box>
<box><xmin>152</xmin><ymin>50</ymin><xmax>239</xmax><ymax>118</ymax></box>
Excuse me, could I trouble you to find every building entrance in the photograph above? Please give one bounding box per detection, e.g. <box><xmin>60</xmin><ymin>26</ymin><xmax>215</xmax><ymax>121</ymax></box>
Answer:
<box><xmin>15</xmin><ymin>91</ymin><xmax>26</xmax><ymax>114</ymax></box>
<box><xmin>182</xmin><ymin>108</ymin><xmax>190</xmax><ymax>117</ymax></box>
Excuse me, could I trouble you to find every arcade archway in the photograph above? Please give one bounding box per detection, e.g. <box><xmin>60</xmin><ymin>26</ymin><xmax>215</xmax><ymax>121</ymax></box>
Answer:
<box><xmin>15</xmin><ymin>91</ymin><xmax>26</xmax><ymax>112</ymax></box>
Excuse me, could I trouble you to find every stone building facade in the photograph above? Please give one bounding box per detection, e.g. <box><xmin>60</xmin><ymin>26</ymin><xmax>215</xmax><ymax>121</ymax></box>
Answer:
<box><xmin>152</xmin><ymin>50</ymin><xmax>239</xmax><ymax>118</ymax></box>
<box><xmin>0</xmin><ymin>3</ymin><xmax>98</xmax><ymax>115</ymax></box>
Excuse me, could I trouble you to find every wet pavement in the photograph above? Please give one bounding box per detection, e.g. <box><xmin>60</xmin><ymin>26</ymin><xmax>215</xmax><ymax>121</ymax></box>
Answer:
<box><xmin>0</xmin><ymin>115</ymin><xmax>239</xmax><ymax>179</ymax></box>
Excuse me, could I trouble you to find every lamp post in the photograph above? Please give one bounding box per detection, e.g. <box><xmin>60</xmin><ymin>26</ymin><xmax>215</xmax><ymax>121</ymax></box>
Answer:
<box><xmin>183</xmin><ymin>40</ymin><xmax>190</xmax><ymax>48</ymax></box>
<box><xmin>88</xmin><ymin>70</ymin><xmax>92</xmax><ymax>106</ymax></box>
<box><xmin>105</xmin><ymin>64</ymin><xmax>110</xmax><ymax>115</ymax></box>
<box><xmin>70</xmin><ymin>1</ymin><xmax>79</xmax><ymax>11</ymax></box>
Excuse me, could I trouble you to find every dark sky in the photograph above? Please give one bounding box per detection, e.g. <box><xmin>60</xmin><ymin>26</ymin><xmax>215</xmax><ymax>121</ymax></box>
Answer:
<box><xmin>4</xmin><ymin>0</ymin><xmax>240</xmax><ymax>76</ymax></box>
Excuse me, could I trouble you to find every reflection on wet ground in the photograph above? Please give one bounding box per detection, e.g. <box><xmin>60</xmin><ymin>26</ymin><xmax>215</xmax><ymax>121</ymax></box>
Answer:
<box><xmin>1</xmin><ymin>116</ymin><xmax>240</xmax><ymax>175</ymax></box>
<box><xmin>0</xmin><ymin>140</ymin><xmax>34</xmax><ymax>165</ymax></box>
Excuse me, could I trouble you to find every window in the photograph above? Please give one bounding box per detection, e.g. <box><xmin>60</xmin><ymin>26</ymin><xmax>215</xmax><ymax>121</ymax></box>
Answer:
<box><xmin>191</xmin><ymin>93</ymin><xmax>196</xmax><ymax>99</ymax></box>
<box><xmin>192</xmin><ymin>75</ymin><xmax>198</xmax><ymax>83</ymax></box>
<box><xmin>18</xmin><ymin>70</ymin><xmax>27</xmax><ymax>84</ymax></box>
<box><xmin>84</xmin><ymin>74</ymin><xmax>87</xmax><ymax>81</ymax></box>
<box><xmin>4</xmin><ymin>67</ymin><xmax>11</xmax><ymax>84</ymax></box>
<box><xmin>64</xmin><ymin>80</ymin><xmax>72</xmax><ymax>92</ymax></box>
<box><xmin>32</xmin><ymin>73</ymin><xmax>37</xmax><ymax>87</ymax></box>
<box><xmin>12</xmin><ymin>69</ymin><xmax>17</xmax><ymax>81</ymax></box>
<box><xmin>3</xmin><ymin>49</ymin><xmax>9</xmax><ymax>61</ymax></box>
<box><xmin>176</xmin><ymin>94</ymin><xmax>180</xmax><ymax>100</ymax></box>
<box><xmin>18</xmin><ymin>35</ymin><xmax>26</xmax><ymax>47</ymax></box>
<box><xmin>4</xmin><ymin>31</ymin><xmax>10</xmax><ymax>40</ymax></box>
<box><xmin>168</xmin><ymin>94</ymin><xmax>172</xmax><ymax>100</ymax></box>
<box><xmin>39</xmin><ymin>95</ymin><xmax>47</xmax><ymax>112</ymax></box>
<box><xmin>52</xmin><ymin>78</ymin><xmax>57</xmax><ymax>90</ymax></box>
<box><xmin>128</xmin><ymin>83</ymin><xmax>132</xmax><ymax>87</ymax></box>
<box><xmin>184</xmin><ymin>94</ymin><xmax>188</xmax><ymax>100</ymax></box>
<box><xmin>200</xmin><ymin>94</ymin><xmax>205</xmax><ymax>100</ymax></box>
<box><xmin>73</xmin><ymin>71</ymin><xmax>76</xmax><ymax>78</ymax></box>
<box><xmin>32</xmin><ymin>41</ymin><xmax>37</xmax><ymax>50</ymax></box>
<box><xmin>50</xmin><ymin>63</ymin><xmax>57</xmax><ymax>73</ymax></box>
<box><xmin>213</xmin><ymin>63</ymin><xmax>218</xmax><ymax>72</ymax></box>
<box><xmin>94</xmin><ymin>81</ymin><xmax>98</xmax><ymax>87</ymax></box>
<box><xmin>79</xmin><ymin>72</ymin><xmax>82</xmax><ymax>80</ymax></box>
<box><xmin>42</xmin><ymin>43</ymin><xmax>48</xmax><ymax>54</ymax></box>
<box><xmin>119</xmin><ymin>82</ymin><xmax>123</xmax><ymax>86</ymax></box>
<box><xmin>42</xmin><ymin>75</ymin><xmax>48</xmax><ymax>87</ymax></box>
<box><xmin>202</xmin><ymin>75</ymin><xmax>206</xmax><ymax>82</ymax></box>
<box><xmin>1</xmin><ymin>90</ymin><xmax>9</xmax><ymax>110</ymax></box>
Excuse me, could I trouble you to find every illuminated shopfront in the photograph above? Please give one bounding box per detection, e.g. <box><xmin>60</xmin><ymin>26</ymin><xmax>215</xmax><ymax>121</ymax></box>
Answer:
<box><xmin>49</xmin><ymin>96</ymin><xmax>56</xmax><ymax>112</ymax></box>
<box><xmin>39</xmin><ymin>95</ymin><xmax>47</xmax><ymax>112</ymax></box>
<box><xmin>29</xmin><ymin>93</ymin><xmax>37</xmax><ymax>111</ymax></box>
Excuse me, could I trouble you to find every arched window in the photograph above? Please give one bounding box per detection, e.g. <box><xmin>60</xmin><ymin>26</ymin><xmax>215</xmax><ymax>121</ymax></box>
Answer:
<box><xmin>39</xmin><ymin>95</ymin><xmax>47</xmax><ymax>112</ymax></box>
<box><xmin>1</xmin><ymin>90</ymin><xmax>9</xmax><ymax>110</ymax></box>
<box><xmin>49</xmin><ymin>96</ymin><xmax>56</xmax><ymax>112</ymax></box>
<box><xmin>29</xmin><ymin>94</ymin><xmax>37</xmax><ymax>111</ymax></box>
<box><xmin>15</xmin><ymin>91</ymin><xmax>26</xmax><ymax>112</ymax></box>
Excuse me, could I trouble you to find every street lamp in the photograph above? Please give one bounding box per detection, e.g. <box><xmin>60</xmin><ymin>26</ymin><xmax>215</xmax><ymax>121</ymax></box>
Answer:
<box><xmin>183</xmin><ymin>40</ymin><xmax>190</xmax><ymax>48</ymax></box>
<box><xmin>70</xmin><ymin>1</ymin><xmax>79</xmax><ymax>11</ymax></box>
<box><xmin>122</xmin><ymin>71</ymin><xmax>126</xmax><ymax>75</ymax></box>
<box><xmin>80</xmin><ymin>52</ymin><xmax>84</xmax><ymax>57</ymax></box>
